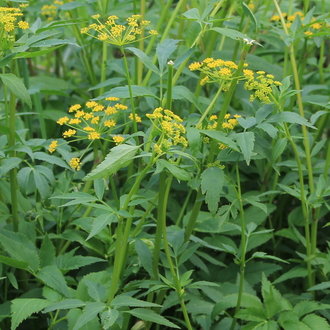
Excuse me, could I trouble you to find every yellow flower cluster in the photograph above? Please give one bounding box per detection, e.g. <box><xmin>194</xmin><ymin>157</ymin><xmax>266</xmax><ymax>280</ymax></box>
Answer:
<box><xmin>244</xmin><ymin>70</ymin><xmax>282</xmax><ymax>103</ymax></box>
<box><xmin>0</xmin><ymin>5</ymin><xmax>29</xmax><ymax>49</ymax></box>
<box><xmin>80</xmin><ymin>14</ymin><xmax>158</xmax><ymax>46</ymax></box>
<box><xmin>270</xmin><ymin>11</ymin><xmax>328</xmax><ymax>37</ymax></box>
<box><xmin>146</xmin><ymin>107</ymin><xmax>188</xmax><ymax>155</ymax></box>
<box><xmin>49</xmin><ymin>97</ymin><xmax>136</xmax><ymax>169</ymax></box>
<box><xmin>189</xmin><ymin>58</ymin><xmax>282</xmax><ymax>103</ymax></box>
<box><xmin>189</xmin><ymin>58</ymin><xmax>239</xmax><ymax>87</ymax></box>
<box><xmin>69</xmin><ymin>158</ymin><xmax>81</xmax><ymax>170</ymax></box>
<box><xmin>41</xmin><ymin>0</ymin><xmax>72</xmax><ymax>21</ymax></box>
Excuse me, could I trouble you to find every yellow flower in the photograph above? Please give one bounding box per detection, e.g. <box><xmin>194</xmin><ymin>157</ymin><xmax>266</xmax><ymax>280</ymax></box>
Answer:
<box><xmin>57</xmin><ymin>116</ymin><xmax>69</xmax><ymax>125</ymax></box>
<box><xmin>48</xmin><ymin>140</ymin><xmax>58</xmax><ymax>153</ymax></box>
<box><xmin>104</xmin><ymin>119</ymin><xmax>116</xmax><ymax>127</ymax></box>
<box><xmin>63</xmin><ymin>129</ymin><xmax>76</xmax><ymax>138</ymax></box>
<box><xmin>105</xmin><ymin>106</ymin><xmax>118</xmax><ymax>115</ymax></box>
<box><xmin>86</xmin><ymin>101</ymin><xmax>98</xmax><ymax>108</ymax></box>
<box><xmin>149</xmin><ymin>29</ymin><xmax>158</xmax><ymax>35</ymax></box>
<box><xmin>311</xmin><ymin>22</ymin><xmax>322</xmax><ymax>29</ymax></box>
<box><xmin>75</xmin><ymin>110</ymin><xmax>86</xmax><ymax>118</ymax></box>
<box><xmin>270</xmin><ymin>15</ymin><xmax>280</xmax><ymax>21</ymax></box>
<box><xmin>69</xmin><ymin>118</ymin><xmax>81</xmax><ymax>125</ymax></box>
<box><xmin>69</xmin><ymin>104</ymin><xmax>81</xmax><ymax>112</ymax></box>
<box><xmin>92</xmin><ymin>105</ymin><xmax>104</xmax><ymax>112</ymax></box>
<box><xmin>189</xmin><ymin>62</ymin><xmax>202</xmax><ymax>71</ymax></box>
<box><xmin>304</xmin><ymin>31</ymin><xmax>313</xmax><ymax>37</ymax></box>
<box><xmin>88</xmin><ymin>132</ymin><xmax>101</xmax><ymax>140</ymax></box>
<box><xmin>84</xmin><ymin>113</ymin><xmax>94</xmax><ymax>120</ymax></box>
<box><xmin>113</xmin><ymin>135</ymin><xmax>125</xmax><ymax>144</ymax></box>
<box><xmin>91</xmin><ymin>116</ymin><xmax>100</xmax><ymax>124</ymax></box>
<box><xmin>129</xmin><ymin>113</ymin><xmax>142</xmax><ymax>122</ymax></box>
<box><xmin>83</xmin><ymin>126</ymin><xmax>95</xmax><ymax>132</ymax></box>
<box><xmin>69</xmin><ymin>158</ymin><xmax>81</xmax><ymax>170</ymax></box>
<box><xmin>115</xmin><ymin>103</ymin><xmax>128</xmax><ymax>110</ymax></box>
<box><xmin>106</xmin><ymin>96</ymin><xmax>120</xmax><ymax>101</ymax></box>
<box><xmin>18</xmin><ymin>21</ymin><xmax>29</xmax><ymax>29</ymax></box>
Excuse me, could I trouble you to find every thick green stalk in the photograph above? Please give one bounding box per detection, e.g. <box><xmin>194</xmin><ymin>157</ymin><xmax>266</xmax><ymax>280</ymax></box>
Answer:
<box><xmin>152</xmin><ymin>172</ymin><xmax>173</xmax><ymax>279</ymax></box>
<box><xmin>108</xmin><ymin>162</ymin><xmax>153</xmax><ymax>302</ymax></box>
<box><xmin>99</xmin><ymin>43</ymin><xmax>108</xmax><ymax>96</ymax></box>
<box><xmin>8</xmin><ymin>91</ymin><xmax>18</xmax><ymax>231</ymax></box>
<box><xmin>271</xmin><ymin>94</ymin><xmax>313</xmax><ymax>287</ymax></box>
<box><xmin>272</xmin><ymin>0</ymin><xmax>314</xmax><ymax>195</ymax></box>
<box><xmin>230</xmin><ymin>164</ymin><xmax>247</xmax><ymax>330</ymax></box>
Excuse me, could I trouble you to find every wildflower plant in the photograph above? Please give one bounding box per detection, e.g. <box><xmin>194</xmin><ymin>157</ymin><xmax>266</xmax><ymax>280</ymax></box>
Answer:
<box><xmin>48</xmin><ymin>97</ymin><xmax>138</xmax><ymax>170</ymax></box>
<box><xmin>80</xmin><ymin>14</ymin><xmax>158</xmax><ymax>46</ymax></box>
<box><xmin>0</xmin><ymin>4</ymin><xmax>29</xmax><ymax>51</ymax></box>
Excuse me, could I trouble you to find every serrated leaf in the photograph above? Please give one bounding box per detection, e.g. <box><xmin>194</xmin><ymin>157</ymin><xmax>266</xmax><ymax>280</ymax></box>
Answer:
<box><xmin>0</xmin><ymin>255</ymin><xmax>28</xmax><ymax>270</ymax></box>
<box><xmin>200</xmin><ymin>130</ymin><xmax>238</xmax><ymax>151</ymax></box>
<box><xmin>302</xmin><ymin>314</ymin><xmax>330</xmax><ymax>329</ymax></box>
<box><xmin>100</xmin><ymin>309</ymin><xmax>119</xmax><ymax>329</ymax></box>
<box><xmin>156</xmin><ymin>159</ymin><xmax>191</xmax><ymax>181</ymax></box>
<box><xmin>293</xmin><ymin>301</ymin><xmax>330</xmax><ymax>318</ymax></box>
<box><xmin>273</xmin><ymin>267</ymin><xmax>307</xmax><ymax>284</ymax></box>
<box><xmin>126</xmin><ymin>308</ymin><xmax>180</xmax><ymax>328</ymax></box>
<box><xmin>111</xmin><ymin>295</ymin><xmax>161</xmax><ymax>308</ymax></box>
<box><xmin>37</xmin><ymin>265</ymin><xmax>71</xmax><ymax>297</ymax></box>
<box><xmin>251</xmin><ymin>252</ymin><xmax>288</xmax><ymax>264</ymax></box>
<box><xmin>211</xmin><ymin>27</ymin><xmax>248</xmax><ymax>41</ymax></box>
<box><xmin>73</xmin><ymin>302</ymin><xmax>105</xmax><ymax>330</ymax></box>
<box><xmin>86</xmin><ymin>214</ymin><xmax>116</xmax><ymax>240</ymax></box>
<box><xmin>43</xmin><ymin>299</ymin><xmax>86</xmax><ymax>313</ymax></box>
<box><xmin>235</xmin><ymin>131</ymin><xmax>255</xmax><ymax>165</ymax></box>
<box><xmin>11</xmin><ymin>299</ymin><xmax>49</xmax><ymax>330</ymax></box>
<box><xmin>84</xmin><ymin>144</ymin><xmax>139</xmax><ymax>181</ymax></box>
<box><xmin>201</xmin><ymin>167</ymin><xmax>224</xmax><ymax>214</ymax></box>
<box><xmin>0</xmin><ymin>73</ymin><xmax>32</xmax><ymax>107</ymax></box>
<box><xmin>308</xmin><ymin>281</ymin><xmax>330</xmax><ymax>291</ymax></box>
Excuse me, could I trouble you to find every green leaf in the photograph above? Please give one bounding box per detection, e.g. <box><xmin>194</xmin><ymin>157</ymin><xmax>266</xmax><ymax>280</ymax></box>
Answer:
<box><xmin>293</xmin><ymin>301</ymin><xmax>330</xmax><ymax>318</ymax></box>
<box><xmin>268</xmin><ymin>112</ymin><xmax>315</xmax><ymax>128</ymax></box>
<box><xmin>211</xmin><ymin>27</ymin><xmax>248</xmax><ymax>41</ymax></box>
<box><xmin>261</xmin><ymin>274</ymin><xmax>292</xmax><ymax>319</ymax></box>
<box><xmin>126</xmin><ymin>47</ymin><xmax>160</xmax><ymax>75</ymax></box>
<box><xmin>156</xmin><ymin>159</ymin><xmax>191</xmax><ymax>181</ymax></box>
<box><xmin>0</xmin><ymin>73</ymin><xmax>32</xmax><ymax>107</ymax></box>
<box><xmin>0</xmin><ymin>230</ymin><xmax>39</xmax><ymax>272</ymax></box>
<box><xmin>96</xmin><ymin>86</ymin><xmax>157</xmax><ymax>100</ymax></box>
<box><xmin>111</xmin><ymin>295</ymin><xmax>161</xmax><ymax>308</ymax></box>
<box><xmin>56</xmin><ymin>252</ymin><xmax>105</xmax><ymax>271</ymax></box>
<box><xmin>201</xmin><ymin>167</ymin><xmax>224</xmax><ymax>214</ymax></box>
<box><xmin>200</xmin><ymin>130</ymin><xmax>238</xmax><ymax>151</ymax></box>
<box><xmin>11</xmin><ymin>299</ymin><xmax>49</xmax><ymax>330</ymax></box>
<box><xmin>43</xmin><ymin>299</ymin><xmax>86</xmax><ymax>313</ymax></box>
<box><xmin>302</xmin><ymin>314</ymin><xmax>330</xmax><ymax>330</ymax></box>
<box><xmin>84</xmin><ymin>144</ymin><xmax>139</xmax><ymax>181</ymax></box>
<box><xmin>273</xmin><ymin>267</ymin><xmax>307</xmax><ymax>284</ymax></box>
<box><xmin>251</xmin><ymin>252</ymin><xmax>288</xmax><ymax>264</ymax></box>
<box><xmin>235</xmin><ymin>131</ymin><xmax>255</xmax><ymax>165</ymax></box>
<box><xmin>182</xmin><ymin>8</ymin><xmax>201</xmax><ymax>21</ymax></box>
<box><xmin>33</xmin><ymin>152</ymin><xmax>70</xmax><ymax>169</ymax></box>
<box><xmin>0</xmin><ymin>158</ymin><xmax>22</xmax><ymax>177</ymax></box>
<box><xmin>126</xmin><ymin>308</ymin><xmax>180</xmax><ymax>328</ymax></box>
<box><xmin>39</xmin><ymin>235</ymin><xmax>56</xmax><ymax>268</ymax></box>
<box><xmin>156</xmin><ymin>39</ymin><xmax>180</xmax><ymax>73</ymax></box>
<box><xmin>135</xmin><ymin>239</ymin><xmax>153</xmax><ymax>277</ymax></box>
<box><xmin>0</xmin><ymin>255</ymin><xmax>28</xmax><ymax>270</ymax></box>
<box><xmin>86</xmin><ymin>214</ymin><xmax>116</xmax><ymax>240</ymax></box>
<box><xmin>100</xmin><ymin>309</ymin><xmax>119</xmax><ymax>329</ymax></box>
<box><xmin>308</xmin><ymin>281</ymin><xmax>330</xmax><ymax>291</ymax></box>
<box><xmin>37</xmin><ymin>265</ymin><xmax>71</xmax><ymax>297</ymax></box>
<box><xmin>242</xmin><ymin>2</ymin><xmax>258</xmax><ymax>31</ymax></box>
<box><xmin>73</xmin><ymin>302</ymin><xmax>105</xmax><ymax>330</ymax></box>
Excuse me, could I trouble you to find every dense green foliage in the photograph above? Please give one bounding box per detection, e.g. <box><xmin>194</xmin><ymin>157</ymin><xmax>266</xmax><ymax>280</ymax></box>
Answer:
<box><xmin>0</xmin><ymin>0</ymin><xmax>329</xmax><ymax>329</ymax></box>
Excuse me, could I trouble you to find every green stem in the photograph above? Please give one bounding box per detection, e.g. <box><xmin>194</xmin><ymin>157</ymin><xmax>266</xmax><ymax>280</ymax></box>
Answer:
<box><xmin>197</xmin><ymin>83</ymin><xmax>223</xmax><ymax>126</ymax></box>
<box><xmin>99</xmin><ymin>42</ymin><xmax>108</xmax><ymax>96</ymax></box>
<box><xmin>121</xmin><ymin>47</ymin><xmax>138</xmax><ymax>134</ymax></box>
<box><xmin>184</xmin><ymin>189</ymin><xmax>203</xmax><ymax>242</ymax></box>
<box><xmin>152</xmin><ymin>172</ymin><xmax>173</xmax><ymax>279</ymax></box>
<box><xmin>108</xmin><ymin>161</ymin><xmax>153</xmax><ymax>302</ymax></box>
<box><xmin>230</xmin><ymin>164</ymin><xmax>247</xmax><ymax>330</ymax></box>
<box><xmin>160</xmin><ymin>174</ymin><xmax>193</xmax><ymax>330</ymax></box>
